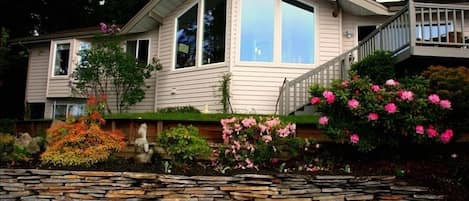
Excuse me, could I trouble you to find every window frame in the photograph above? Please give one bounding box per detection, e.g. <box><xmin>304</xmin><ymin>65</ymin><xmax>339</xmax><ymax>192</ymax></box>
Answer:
<box><xmin>172</xmin><ymin>0</ymin><xmax>228</xmax><ymax>71</ymax></box>
<box><xmin>126</xmin><ymin>38</ymin><xmax>152</xmax><ymax>65</ymax></box>
<box><xmin>51</xmin><ymin>40</ymin><xmax>73</xmax><ymax>78</ymax></box>
<box><xmin>237</xmin><ymin>0</ymin><xmax>318</xmax><ymax>66</ymax></box>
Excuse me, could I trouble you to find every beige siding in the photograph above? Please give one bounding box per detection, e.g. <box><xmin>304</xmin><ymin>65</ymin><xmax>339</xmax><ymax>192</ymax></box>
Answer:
<box><xmin>47</xmin><ymin>78</ymin><xmax>71</xmax><ymax>97</ymax></box>
<box><xmin>124</xmin><ymin>29</ymin><xmax>159</xmax><ymax>113</ymax></box>
<box><xmin>341</xmin><ymin>13</ymin><xmax>388</xmax><ymax>52</ymax></box>
<box><xmin>25</xmin><ymin>45</ymin><xmax>50</xmax><ymax>103</ymax></box>
<box><xmin>230</xmin><ymin>0</ymin><xmax>341</xmax><ymax>114</ymax></box>
<box><xmin>155</xmin><ymin>0</ymin><xmax>231</xmax><ymax>112</ymax></box>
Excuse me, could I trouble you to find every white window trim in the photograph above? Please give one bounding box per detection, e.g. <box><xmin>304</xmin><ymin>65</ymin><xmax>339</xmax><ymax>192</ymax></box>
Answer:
<box><xmin>126</xmin><ymin>38</ymin><xmax>152</xmax><ymax>65</ymax></box>
<box><xmin>172</xmin><ymin>0</ymin><xmax>228</xmax><ymax>71</ymax></box>
<box><xmin>50</xmin><ymin>40</ymin><xmax>74</xmax><ymax>78</ymax></box>
<box><xmin>236</xmin><ymin>0</ymin><xmax>318</xmax><ymax>67</ymax></box>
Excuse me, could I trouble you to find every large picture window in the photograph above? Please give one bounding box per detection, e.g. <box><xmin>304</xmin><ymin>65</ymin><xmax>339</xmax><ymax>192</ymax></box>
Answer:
<box><xmin>281</xmin><ymin>0</ymin><xmax>315</xmax><ymax>64</ymax></box>
<box><xmin>53</xmin><ymin>43</ymin><xmax>71</xmax><ymax>76</ymax></box>
<box><xmin>176</xmin><ymin>5</ymin><xmax>199</xmax><ymax>69</ymax></box>
<box><xmin>203</xmin><ymin>0</ymin><xmax>226</xmax><ymax>65</ymax></box>
<box><xmin>240</xmin><ymin>0</ymin><xmax>275</xmax><ymax>62</ymax></box>
<box><xmin>175</xmin><ymin>0</ymin><xmax>226</xmax><ymax>69</ymax></box>
<box><xmin>240</xmin><ymin>0</ymin><xmax>316</xmax><ymax>64</ymax></box>
<box><xmin>127</xmin><ymin>39</ymin><xmax>150</xmax><ymax>65</ymax></box>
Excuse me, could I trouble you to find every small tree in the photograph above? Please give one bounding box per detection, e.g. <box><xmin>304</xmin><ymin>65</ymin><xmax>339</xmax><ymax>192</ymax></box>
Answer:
<box><xmin>73</xmin><ymin>23</ymin><xmax>161</xmax><ymax>113</ymax></box>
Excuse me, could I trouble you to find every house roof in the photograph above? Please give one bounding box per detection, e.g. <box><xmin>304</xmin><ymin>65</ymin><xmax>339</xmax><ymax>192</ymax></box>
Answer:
<box><xmin>339</xmin><ymin>0</ymin><xmax>393</xmax><ymax>16</ymax></box>
<box><xmin>121</xmin><ymin>0</ymin><xmax>186</xmax><ymax>34</ymax></box>
<box><xmin>8</xmin><ymin>27</ymin><xmax>102</xmax><ymax>45</ymax></box>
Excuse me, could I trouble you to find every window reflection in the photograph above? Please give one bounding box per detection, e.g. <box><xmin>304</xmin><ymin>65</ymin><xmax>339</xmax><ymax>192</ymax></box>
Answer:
<box><xmin>54</xmin><ymin>43</ymin><xmax>70</xmax><ymax>76</ymax></box>
<box><xmin>176</xmin><ymin>5</ymin><xmax>198</xmax><ymax>69</ymax></box>
<box><xmin>282</xmin><ymin>0</ymin><xmax>315</xmax><ymax>64</ymax></box>
<box><xmin>240</xmin><ymin>0</ymin><xmax>275</xmax><ymax>62</ymax></box>
<box><xmin>203</xmin><ymin>0</ymin><xmax>226</xmax><ymax>65</ymax></box>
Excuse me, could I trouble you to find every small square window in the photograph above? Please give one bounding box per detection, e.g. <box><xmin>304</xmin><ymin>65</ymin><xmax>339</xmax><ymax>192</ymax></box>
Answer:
<box><xmin>126</xmin><ymin>39</ymin><xmax>149</xmax><ymax>65</ymax></box>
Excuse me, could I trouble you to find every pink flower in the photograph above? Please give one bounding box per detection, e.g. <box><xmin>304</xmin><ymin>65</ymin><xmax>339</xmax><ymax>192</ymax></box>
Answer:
<box><xmin>99</xmin><ymin>22</ymin><xmax>107</xmax><ymax>33</ymax></box>
<box><xmin>384</xmin><ymin>103</ymin><xmax>397</xmax><ymax>114</ymax></box>
<box><xmin>262</xmin><ymin>135</ymin><xmax>272</xmax><ymax>143</ymax></box>
<box><xmin>428</xmin><ymin>94</ymin><xmax>440</xmax><ymax>104</ymax></box>
<box><xmin>371</xmin><ymin>85</ymin><xmax>381</xmax><ymax>92</ymax></box>
<box><xmin>310</xmin><ymin>97</ymin><xmax>321</xmax><ymax>105</ymax></box>
<box><xmin>277</xmin><ymin>128</ymin><xmax>290</xmax><ymax>138</ymax></box>
<box><xmin>258</xmin><ymin>124</ymin><xmax>268</xmax><ymax>133</ymax></box>
<box><xmin>368</xmin><ymin>113</ymin><xmax>379</xmax><ymax>121</ymax></box>
<box><xmin>439</xmin><ymin>100</ymin><xmax>451</xmax><ymax>109</ymax></box>
<box><xmin>427</xmin><ymin>126</ymin><xmax>438</xmax><ymax>138</ymax></box>
<box><xmin>322</xmin><ymin>90</ymin><xmax>336</xmax><ymax>104</ymax></box>
<box><xmin>400</xmin><ymin>90</ymin><xmax>414</xmax><ymax>101</ymax></box>
<box><xmin>287</xmin><ymin>123</ymin><xmax>296</xmax><ymax>132</ymax></box>
<box><xmin>241</xmin><ymin>117</ymin><xmax>256</xmax><ymax>128</ymax></box>
<box><xmin>340</xmin><ymin>80</ymin><xmax>349</xmax><ymax>88</ymax></box>
<box><xmin>385</xmin><ymin>79</ymin><xmax>399</xmax><ymax>86</ymax></box>
<box><xmin>350</xmin><ymin>134</ymin><xmax>359</xmax><ymax>144</ymax></box>
<box><xmin>440</xmin><ymin>129</ymin><xmax>453</xmax><ymax>144</ymax></box>
<box><xmin>319</xmin><ymin>116</ymin><xmax>329</xmax><ymax>125</ymax></box>
<box><xmin>266</xmin><ymin>118</ymin><xmax>281</xmax><ymax>128</ymax></box>
<box><xmin>415</xmin><ymin>125</ymin><xmax>424</xmax><ymax>135</ymax></box>
<box><xmin>348</xmin><ymin>99</ymin><xmax>360</xmax><ymax>109</ymax></box>
<box><xmin>234</xmin><ymin>123</ymin><xmax>242</xmax><ymax>132</ymax></box>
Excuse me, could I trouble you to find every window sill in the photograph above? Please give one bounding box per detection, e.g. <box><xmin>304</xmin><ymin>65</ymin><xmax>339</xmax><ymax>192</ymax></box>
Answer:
<box><xmin>49</xmin><ymin>76</ymin><xmax>70</xmax><ymax>80</ymax></box>
<box><xmin>170</xmin><ymin>62</ymin><xmax>228</xmax><ymax>73</ymax></box>
<box><xmin>235</xmin><ymin>61</ymin><xmax>317</xmax><ymax>69</ymax></box>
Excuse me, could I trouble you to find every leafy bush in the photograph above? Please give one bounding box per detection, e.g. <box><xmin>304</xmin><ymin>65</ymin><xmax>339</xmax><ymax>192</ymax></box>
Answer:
<box><xmin>310</xmin><ymin>75</ymin><xmax>454</xmax><ymax>152</ymax></box>
<box><xmin>351</xmin><ymin>50</ymin><xmax>395</xmax><ymax>84</ymax></box>
<box><xmin>422</xmin><ymin>66</ymin><xmax>469</xmax><ymax>132</ymax></box>
<box><xmin>157</xmin><ymin>106</ymin><xmax>201</xmax><ymax>113</ymax></box>
<box><xmin>0</xmin><ymin>133</ymin><xmax>30</xmax><ymax>163</ymax></box>
<box><xmin>41</xmin><ymin>96</ymin><xmax>126</xmax><ymax>167</ymax></box>
<box><xmin>0</xmin><ymin>119</ymin><xmax>15</xmax><ymax>134</ymax></box>
<box><xmin>157</xmin><ymin>125</ymin><xmax>211</xmax><ymax>166</ymax></box>
<box><xmin>214</xmin><ymin>116</ymin><xmax>298</xmax><ymax>170</ymax></box>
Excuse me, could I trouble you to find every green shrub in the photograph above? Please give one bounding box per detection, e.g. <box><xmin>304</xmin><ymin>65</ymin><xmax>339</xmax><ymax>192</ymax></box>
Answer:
<box><xmin>157</xmin><ymin>106</ymin><xmax>201</xmax><ymax>113</ymax></box>
<box><xmin>157</xmin><ymin>125</ymin><xmax>211</xmax><ymax>166</ymax></box>
<box><xmin>0</xmin><ymin>133</ymin><xmax>30</xmax><ymax>163</ymax></box>
<box><xmin>0</xmin><ymin>119</ymin><xmax>15</xmax><ymax>134</ymax></box>
<box><xmin>422</xmin><ymin>66</ymin><xmax>469</xmax><ymax>132</ymax></box>
<box><xmin>351</xmin><ymin>50</ymin><xmax>395</xmax><ymax>84</ymax></box>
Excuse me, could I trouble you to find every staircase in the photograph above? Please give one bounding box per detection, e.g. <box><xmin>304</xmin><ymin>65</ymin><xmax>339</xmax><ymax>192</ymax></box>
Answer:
<box><xmin>277</xmin><ymin>0</ymin><xmax>469</xmax><ymax>115</ymax></box>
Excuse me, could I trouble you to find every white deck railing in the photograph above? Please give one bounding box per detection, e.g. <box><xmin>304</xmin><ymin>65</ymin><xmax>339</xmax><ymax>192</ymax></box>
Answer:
<box><xmin>277</xmin><ymin>0</ymin><xmax>469</xmax><ymax>115</ymax></box>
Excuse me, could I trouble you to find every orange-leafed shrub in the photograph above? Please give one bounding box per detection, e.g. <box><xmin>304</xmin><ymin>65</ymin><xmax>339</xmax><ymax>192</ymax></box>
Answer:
<box><xmin>41</xmin><ymin>96</ymin><xmax>126</xmax><ymax>167</ymax></box>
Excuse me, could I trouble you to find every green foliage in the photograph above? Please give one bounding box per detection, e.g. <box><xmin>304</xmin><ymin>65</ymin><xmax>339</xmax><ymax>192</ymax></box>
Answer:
<box><xmin>0</xmin><ymin>133</ymin><xmax>30</xmax><ymax>163</ymax></box>
<box><xmin>422</xmin><ymin>66</ymin><xmax>469</xmax><ymax>132</ymax></box>
<box><xmin>157</xmin><ymin>125</ymin><xmax>211</xmax><ymax>166</ymax></box>
<box><xmin>351</xmin><ymin>50</ymin><xmax>395</xmax><ymax>84</ymax></box>
<box><xmin>311</xmin><ymin>74</ymin><xmax>453</xmax><ymax>152</ymax></box>
<box><xmin>73</xmin><ymin>29</ymin><xmax>161</xmax><ymax>113</ymax></box>
<box><xmin>158</xmin><ymin>106</ymin><xmax>201</xmax><ymax>113</ymax></box>
<box><xmin>0</xmin><ymin>119</ymin><xmax>15</xmax><ymax>134</ymax></box>
<box><xmin>218</xmin><ymin>73</ymin><xmax>232</xmax><ymax>114</ymax></box>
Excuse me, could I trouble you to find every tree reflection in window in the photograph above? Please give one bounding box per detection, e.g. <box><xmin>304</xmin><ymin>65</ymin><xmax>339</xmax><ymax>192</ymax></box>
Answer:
<box><xmin>176</xmin><ymin>4</ymin><xmax>198</xmax><ymax>69</ymax></box>
<box><xmin>54</xmin><ymin>43</ymin><xmax>70</xmax><ymax>76</ymax></box>
<box><xmin>202</xmin><ymin>0</ymin><xmax>226</xmax><ymax>65</ymax></box>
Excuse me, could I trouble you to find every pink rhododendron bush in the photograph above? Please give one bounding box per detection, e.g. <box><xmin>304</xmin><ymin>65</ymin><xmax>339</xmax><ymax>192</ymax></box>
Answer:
<box><xmin>310</xmin><ymin>75</ymin><xmax>454</xmax><ymax>152</ymax></box>
<box><xmin>213</xmin><ymin>116</ymin><xmax>317</xmax><ymax>171</ymax></box>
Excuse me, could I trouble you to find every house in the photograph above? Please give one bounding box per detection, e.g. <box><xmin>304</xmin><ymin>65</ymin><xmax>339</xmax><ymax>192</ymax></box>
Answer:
<box><xmin>11</xmin><ymin>0</ymin><xmax>469</xmax><ymax>119</ymax></box>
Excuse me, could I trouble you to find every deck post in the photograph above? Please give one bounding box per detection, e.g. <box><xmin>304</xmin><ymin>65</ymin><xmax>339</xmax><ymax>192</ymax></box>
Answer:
<box><xmin>279</xmin><ymin>86</ymin><xmax>284</xmax><ymax>115</ymax></box>
<box><xmin>284</xmin><ymin>81</ymin><xmax>290</xmax><ymax>115</ymax></box>
<box><xmin>408</xmin><ymin>0</ymin><xmax>417</xmax><ymax>53</ymax></box>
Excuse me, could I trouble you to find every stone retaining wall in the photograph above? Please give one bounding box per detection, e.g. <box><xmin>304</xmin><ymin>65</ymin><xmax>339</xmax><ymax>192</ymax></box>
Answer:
<box><xmin>0</xmin><ymin>168</ymin><xmax>444</xmax><ymax>201</ymax></box>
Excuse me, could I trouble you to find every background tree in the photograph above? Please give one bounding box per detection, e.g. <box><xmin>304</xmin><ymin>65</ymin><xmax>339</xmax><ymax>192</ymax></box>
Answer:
<box><xmin>73</xmin><ymin>26</ymin><xmax>161</xmax><ymax>113</ymax></box>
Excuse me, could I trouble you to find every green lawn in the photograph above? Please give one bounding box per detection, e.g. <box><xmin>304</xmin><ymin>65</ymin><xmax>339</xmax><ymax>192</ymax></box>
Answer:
<box><xmin>105</xmin><ymin>112</ymin><xmax>318</xmax><ymax>125</ymax></box>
